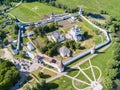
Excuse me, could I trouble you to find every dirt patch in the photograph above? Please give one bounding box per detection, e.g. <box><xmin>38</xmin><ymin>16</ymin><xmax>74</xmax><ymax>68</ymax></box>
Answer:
<box><xmin>58</xmin><ymin>19</ymin><xmax>75</xmax><ymax>29</ymax></box>
<box><xmin>32</xmin><ymin>37</ymin><xmax>46</xmax><ymax>48</ymax></box>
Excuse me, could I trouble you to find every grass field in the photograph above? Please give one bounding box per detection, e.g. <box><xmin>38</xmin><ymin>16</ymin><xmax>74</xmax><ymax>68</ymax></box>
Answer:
<box><xmin>56</xmin><ymin>0</ymin><xmax>120</xmax><ymax>17</ymax></box>
<box><xmin>49</xmin><ymin>76</ymin><xmax>74</xmax><ymax>90</ymax></box>
<box><xmin>9</xmin><ymin>2</ymin><xmax>64</xmax><ymax>22</ymax></box>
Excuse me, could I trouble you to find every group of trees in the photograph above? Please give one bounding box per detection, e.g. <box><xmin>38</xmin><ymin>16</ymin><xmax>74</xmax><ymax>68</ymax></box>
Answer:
<box><xmin>0</xmin><ymin>12</ymin><xmax>18</xmax><ymax>47</ymax></box>
<box><xmin>40</xmin><ymin>42</ymin><xmax>58</xmax><ymax>57</ymax></box>
<box><xmin>0</xmin><ymin>30</ymin><xmax>7</xmax><ymax>48</ymax></box>
<box><xmin>103</xmin><ymin>17</ymin><xmax>120</xmax><ymax>89</ymax></box>
<box><xmin>100</xmin><ymin>10</ymin><xmax>108</xmax><ymax>15</ymax></box>
<box><xmin>40</xmin><ymin>40</ymin><xmax>82</xmax><ymax>57</ymax></box>
<box><xmin>0</xmin><ymin>24</ymin><xmax>19</xmax><ymax>48</ymax></box>
<box><xmin>28</xmin><ymin>23</ymin><xmax>59</xmax><ymax>57</ymax></box>
<box><xmin>29</xmin><ymin>22</ymin><xmax>58</xmax><ymax>38</ymax></box>
<box><xmin>63</xmin><ymin>40</ymin><xmax>82</xmax><ymax>51</ymax></box>
<box><xmin>0</xmin><ymin>58</ymin><xmax>20</xmax><ymax>90</ymax></box>
<box><xmin>104</xmin><ymin>43</ymin><xmax>120</xmax><ymax>89</ymax></box>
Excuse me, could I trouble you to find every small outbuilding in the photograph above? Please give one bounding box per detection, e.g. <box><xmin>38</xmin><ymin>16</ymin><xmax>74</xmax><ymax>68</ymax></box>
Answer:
<box><xmin>27</xmin><ymin>31</ymin><xmax>35</xmax><ymax>37</ymax></box>
<box><xmin>47</xmin><ymin>31</ymin><xmax>65</xmax><ymax>42</ymax></box>
<box><xmin>27</xmin><ymin>43</ymin><xmax>35</xmax><ymax>51</ymax></box>
<box><xmin>26</xmin><ymin>51</ymin><xmax>35</xmax><ymax>59</ymax></box>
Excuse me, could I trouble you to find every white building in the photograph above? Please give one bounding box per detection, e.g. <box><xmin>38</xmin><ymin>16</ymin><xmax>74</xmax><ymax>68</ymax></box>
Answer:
<box><xmin>59</xmin><ymin>46</ymin><xmax>71</xmax><ymax>57</ymax></box>
<box><xmin>50</xmin><ymin>13</ymin><xmax>55</xmax><ymax>20</ymax></box>
<box><xmin>26</xmin><ymin>51</ymin><xmax>35</xmax><ymax>59</ymax></box>
<box><xmin>79</xmin><ymin>8</ymin><xmax>83</xmax><ymax>15</ymax></box>
<box><xmin>47</xmin><ymin>31</ymin><xmax>65</xmax><ymax>42</ymax></box>
<box><xmin>66</xmin><ymin>25</ymin><xmax>82</xmax><ymax>42</ymax></box>
<box><xmin>57</xmin><ymin>60</ymin><xmax>64</xmax><ymax>72</ymax></box>
<box><xmin>91</xmin><ymin>45</ymin><xmax>96</xmax><ymax>54</ymax></box>
<box><xmin>27</xmin><ymin>31</ymin><xmax>35</xmax><ymax>37</ymax></box>
<box><xmin>27</xmin><ymin>43</ymin><xmax>35</xmax><ymax>51</ymax></box>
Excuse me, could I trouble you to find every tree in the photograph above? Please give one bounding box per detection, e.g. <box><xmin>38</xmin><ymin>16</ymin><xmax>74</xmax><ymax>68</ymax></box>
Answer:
<box><xmin>104</xmin><ymin>77</ymin><xmax>113</xmax><ymax>89</ymax></box>
<box><xmin>0</xmin><ymin>58</ymin><xmax>20</xmax><ymax>90</ymax></box>
<box><xmin>32</xmin><ymin>79</ymin><xmax>48</xmax><ymax>90</ymax></box>
<box><xmin>40</xmin><ymin>79</ymin><xmax>47</xmax><ymax>90</ymax></box>
<box><xmin>38</xmin><ymin>72</ymin><xmax>44</xmax><ymax>78</ymax></box>
<box><xmin>107</xmin><ymin>60</ymin><xmax>119</xmax><ymax>69</ymax></box>
<box><xmin>3</xmin><ymin>38</ymin><xmax>9</xmax><ymax>45</ymax></box>
<box><xmin>13</xmin><ymin>24</ymin><xmax>19</xmax><ymax>35</ymax></box>
<box><xmin>0</xmin><ymin>31</ymin><xmax>6</xmax><ymax>40</ymax></box>
<box><xmin>43</xmin><ymin>25</ymin><xmax>49</xmax><ymax>33</ymax></box>
<box><xmin>33</xmin><ymin>27</ymin><xmax>39</xmax><ymax>35</ymax></box>
<box><xmin>105</xmin><ymin>68</ymin><xmax>118</xmax><ymax>80</ymax></box>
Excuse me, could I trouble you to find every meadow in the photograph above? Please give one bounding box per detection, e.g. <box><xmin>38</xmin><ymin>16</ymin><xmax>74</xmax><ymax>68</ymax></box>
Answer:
<box><xmin>9</xmin><ymin>2</ymin><xmax>64</xmax><ymax>22</ymax></box>
<box><xmin>56</xmin><ymin>0</ymin><xmax>120</xmax><ymax>17</ymax></box>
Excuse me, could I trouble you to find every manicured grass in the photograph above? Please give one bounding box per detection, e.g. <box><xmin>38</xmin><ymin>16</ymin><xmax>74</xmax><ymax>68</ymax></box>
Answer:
<box><xmin>31</xmin><ymin>67</ymin><xmax>43</xmax><ymax>81</ymax></box>
<box><xmin>57</xmin><ymin>0</ymin><xmax>120</xmax><ymax>17</ymax></box>
<box><xmin>9</xmin><ymin>2</ymin><xmax>64</xmax><ymax>22</ymax></box>
<box><xmin>67</xmin><ymin>62</ymin><xmax>101</xmax><ymax>89</ymax></box>
<box><xmin>79</xmin><ymin>18</ymin><xmax>104</xmax><ymax>47</ymax></box>
<box><xmin>49</xmin><ymin>76</ymin><xmax>74</xmax><ymax>90</ymax></box>
<box><xmin>31</xmin><ymin>66</ymin><xmax>57</xmax><ymax>81</ymax></box>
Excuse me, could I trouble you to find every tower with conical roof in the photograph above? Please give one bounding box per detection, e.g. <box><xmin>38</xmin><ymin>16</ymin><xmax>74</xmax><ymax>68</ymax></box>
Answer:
<box><xmin>50</xmin><ymin>12</ymin><xmax>55</xmax><ymax>20</ymax></box>
<box><xmin>57</xmin><ymin>60</ymin><xmax>64</xmax><ymax>72</ymax></box>
<box><xmin>91</xmin><ymin>45</ymin><xmax>96</xmax><ymax>54</ymax></box>
<box><xmin>79</xmin><ymin>8</ymin><xmax>83</xmax><ymax>15</ymax></box>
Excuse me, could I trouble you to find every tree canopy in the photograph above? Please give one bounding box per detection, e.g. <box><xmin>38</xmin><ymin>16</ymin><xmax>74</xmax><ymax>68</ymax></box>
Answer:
<box><xmin>0</xmin><ymin>58</ymin><xmax>20</xmax><ymax>90</ymax></box>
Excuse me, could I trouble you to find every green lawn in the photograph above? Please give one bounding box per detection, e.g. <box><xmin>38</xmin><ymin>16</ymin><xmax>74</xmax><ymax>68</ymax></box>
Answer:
<box><xmin>57</xmin><ymin>0</ymin><xmax>120</xmax><ymax>17</ymax></box>
<box><xmin>49</xmin><ymin>76</ymin><xmax>74</xmax><ymax>90</ymax></box>
<box><xmin>31</xmin><ymin>66</ymin><xmax>57</xmax><ymax>81</ymax></box>
<box><xmin>9</xmin><ymin>2</ymin><xmax>64</xmax><ymax>22</ymax></box>
<box><xmin>67</xmin><ymin>63</ymin><xmax>101</xmax><ymax>89</ymax></box>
